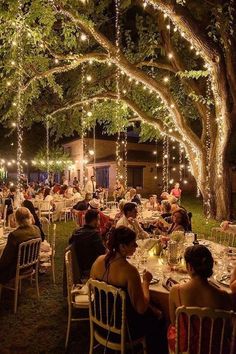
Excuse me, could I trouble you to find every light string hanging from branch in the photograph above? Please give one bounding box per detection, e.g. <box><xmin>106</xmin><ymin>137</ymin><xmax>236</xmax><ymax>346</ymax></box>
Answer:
<box><xmin>46</xmin><ymin>117</ymin><xmax>50</xmax><ymax>180</ymax></box>
<box><xmin>80</xmin><ymin>64</ymin><xmax>86</xmax><ymax>189</ymax></box>
<box><xmin>16</xmin><ymin>0</ymin><xmax>24</xmax><ymax>193</ymax></box>
<box><xmin>205</xmin><ymin>77</ymin><xmax>212</xmax><ymax>221</ymax></box>
<box><xmin>115</xmin><ymin>0</ymin><xmax>122</xmax><ymax>181</ymax></box>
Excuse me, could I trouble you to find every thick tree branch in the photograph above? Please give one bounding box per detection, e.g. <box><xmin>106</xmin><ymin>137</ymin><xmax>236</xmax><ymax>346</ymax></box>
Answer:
<box><xmin>57</xmin><ymin>5</ymin><xmax>203</xmax><ymax>154</ymax></box>
<box><xmin>22</xmin><ymin>52</ymin><xmax>108</xmax><ymax>92</ymax></box>
<box><xmin>137</xmin><ymin>60</ymin><xmax>176</xmax><ymax>73</ymax></box>
<box><xmin>148</xmin><ymin>0</ymin><xmax>221</xmax><ymax>63</ymax></box>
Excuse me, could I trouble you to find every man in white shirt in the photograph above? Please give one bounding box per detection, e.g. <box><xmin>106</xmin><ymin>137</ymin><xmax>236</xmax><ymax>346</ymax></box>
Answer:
<box><xmin>85</xmin><ymin>176</ymin><xmax>96</xmax><ymax>197</ymax></box>
<box><xmin>116</xmin><ymin>202</ymin><xmax>148</xmax><ymax>239</ymax></box>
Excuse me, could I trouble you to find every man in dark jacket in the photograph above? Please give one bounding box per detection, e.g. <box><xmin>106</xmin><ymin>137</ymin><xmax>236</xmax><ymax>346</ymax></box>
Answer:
<box><xmin>69</xmin><ymin>209</ymin><xmax>105</xmax><ymax>279</ymax></box>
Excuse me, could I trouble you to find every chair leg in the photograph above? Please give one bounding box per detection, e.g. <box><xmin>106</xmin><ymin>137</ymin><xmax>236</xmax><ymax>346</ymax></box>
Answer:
<box><xmin>52</xmin><ymin>257</ymin><xmax>56</xmax><ymax>284</ymax></box>
<box><xmin>89</xmin><ymin>330</ymin><xmax>94</xmax><ymax>354</ymax></box>
<box><xmin>35</xmin><ymin>264</ymin><xmax>40</xmax><ymax>298</ymax></box>
<box><xmin>0</xmin><ymin>284</ymin><xmax>2</xmax><ymax>300</ymax></box>
<box><xmin>142</xmin><ymin>338</ymin><xmax>147</xmax><ymax>354</ymax></box>
<box><xmin>19</xmin><ymin>279</ymin><xmax>22</xmax><ymax>294</ymax></box>
<box><xmin>65</xmin><ymin>306</ymin><xmax>72</xmax><ymax>349</ymax></box>
<box><xmin>14</xmin><ymin>279</ymin><xmax>19</xmax><ymax>314</ymax></box>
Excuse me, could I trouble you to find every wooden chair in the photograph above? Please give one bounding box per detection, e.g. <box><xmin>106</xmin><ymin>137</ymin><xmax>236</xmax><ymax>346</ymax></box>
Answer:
<box><xmin>210</xmin><ymin>227</ymin><xmax>236</xmax><ymax>247</ymax></box>
<box><xmin>0</xmin><ymin>238</ymin><xmax>41</xmax><ymax>313</ymax></box>
<box><xmin>65</xmin><ymin>250</ymin><xmax>89</xmax><ymax>349</ymax></box>
<box><xmin>174</xmin><ymin>306</ymin><xmax>236</xmax><ymax>354</ymax></box>
<box><xmin>87</xmin><ymin>279</ymin><xmax>147</xmax><ymax>354</ymax></box>
<box><xmin>40</xmin><ymin>223</ymin><xmax>56</xmax><ymax>284</ymax></box>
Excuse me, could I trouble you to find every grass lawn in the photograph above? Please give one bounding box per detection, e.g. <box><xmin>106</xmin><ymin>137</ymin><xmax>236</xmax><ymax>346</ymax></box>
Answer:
<box><xmin>0</xmin><ymin>197</ymin><xmax>221</xmax><ymax>354</ymax></box>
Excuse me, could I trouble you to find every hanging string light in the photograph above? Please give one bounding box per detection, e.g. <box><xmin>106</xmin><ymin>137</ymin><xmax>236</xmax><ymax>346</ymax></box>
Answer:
<box><xmin>115</xmin><ymin>0</ymin><xmax>122</xmax><ymax>181</ymax></box>
<box><xmin>205</xmin><ymin>78</ymin><xmax>212</xmax><ymax>221</ymax></box>
<box><xmin>179</xmin><ymin>143</ymin><xmax>183</xmax><ymax>182</ymax></box>
<box><xmin>162</xmin><ymin>133</ymin><xmax>168</xmax><ymax>192</ymax></box>
<box><xmin>123</xmin><ymin>129</ymin><xmax>128</xmax><ymax>189</ymax></box>
<box><xmin>16</xmin><ymin>0</ymin><xmax>24</xmax><ymax>193</ymax></box>
<box><xmin>80</xmin><ymin>64</ymin><xmax>86</xmax><ymax>188</ymax></box>
<box><xmin>46</xmin><ymin>117</ymin><xmax>50</xmax><ymax>180</ymax></box>
<box><xmin>93</xmin><ymin>120</ymin><xmax>96</xmax><ymax>174</ymax></box>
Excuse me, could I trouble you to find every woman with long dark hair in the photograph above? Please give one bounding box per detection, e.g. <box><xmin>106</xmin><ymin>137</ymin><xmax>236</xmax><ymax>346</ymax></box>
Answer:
<box><xmin>90</xmin><ymin>226</ymin><xmax>168</xmax><ymax>353</ymax></box>
<box><xmin>22</xmin><ymin>200</ymin><xmax>45</xmax><ymax>241</ymax></box>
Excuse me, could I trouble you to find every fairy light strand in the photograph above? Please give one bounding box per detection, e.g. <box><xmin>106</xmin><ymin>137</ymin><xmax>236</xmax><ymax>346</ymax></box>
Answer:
<box><xmin>16</xmin><ymin>1</ymin><xmax>24</xmax><ymax>192</ymax></box>
<box><xmin>46</xmin><ymin>117</ymin><xmax>50</xmax><ymax>179</ymax></box>
<box><xmin>115</xmin><ymin>0</ymin><xmax>122</xmax><ymax>180</ymax></box>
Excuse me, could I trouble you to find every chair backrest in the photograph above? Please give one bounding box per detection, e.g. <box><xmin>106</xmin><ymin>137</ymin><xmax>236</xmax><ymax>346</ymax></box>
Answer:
<box><xmin>17</xmin><ymin>238</ymin><xmax>42</xmax><ymax>271</ymax></box>
<box><xmin>51</xmin><ymin>223</ymin><xmax>56</xmax><ymax>251</ymax></box>
<box><xmin>65</xmin><ymin>250</ymin><xmax>74</xmax><ymax>305</ymax></box>
<box><xmin>38</xmin><ymin>201</ymin><xmax>51</xmax><ymax>212</ymax></box>
<box><xmin>175</xmin><ymin>306</ymin><xmax>236</xmax><ymax>354</ymax></box>
<box><xmin>211</xmin><ymin>227</ymin><xmax>236</xmax><ymax>247</ymax></box>
<box><xmin>87</xmin><ymin>279</ymin><xmax>126</xmax><ymax>345</ymax></box>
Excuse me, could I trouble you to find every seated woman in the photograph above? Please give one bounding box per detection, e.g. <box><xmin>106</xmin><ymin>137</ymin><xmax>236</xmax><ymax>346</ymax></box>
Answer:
<box><xmin>114</xmin><ymin>199</ymin><xmax>126</xmax><ymax>224</ymax></box>
<box><xmin>90</xmin><ymin>226</ymin><xmax>168</xmax><ymax>354</ymax></box>
<box><xmin>145</xmin><ymin>195</ymin><xmax>160</xmax><ymax>211</ymax></box>
<box><xmin>155</xmin><ymin>209</ymin><xmax>190</xmax><ymax>237</ymax></box>
<box><xmin>168</xmin><ymin>245</ymin><xmax>232</xmax><ymax>353</ymax></box>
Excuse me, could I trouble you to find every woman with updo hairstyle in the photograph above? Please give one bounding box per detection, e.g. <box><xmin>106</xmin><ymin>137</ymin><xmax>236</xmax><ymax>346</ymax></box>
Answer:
<box><xmin>168</xmin><ymin>245</ymin><xmax>232</xmax><ymax>353</ymax></box>
<box><xmin>90</xmin><ymin>226</ymin><xmax>168</xmax><ymax>353</ymax></box>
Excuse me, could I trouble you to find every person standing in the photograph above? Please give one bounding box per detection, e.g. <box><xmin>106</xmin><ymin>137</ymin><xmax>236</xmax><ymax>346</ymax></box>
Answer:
<box><xmin>85</xmin><ymin>175</ymin><xmax>96</xmax><ymax>198</ymax></box>
<box><xmin>170</xmin><ymin>182</ymin><xmax>182</xmax><ymax>201</ymax></box>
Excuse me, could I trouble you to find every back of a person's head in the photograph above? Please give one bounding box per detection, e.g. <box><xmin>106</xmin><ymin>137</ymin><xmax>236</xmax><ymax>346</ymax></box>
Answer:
<box><xmin>162</xmin><ymin>200</ymin><xmax>171</xmax><ymax>213</ymax></box>
<box><xmin>105</xmin><ymin>226</ymin><xmax>136</xmax><ymax>266</ymax></box>
<box><xmin>85</xmin><ymin>193</ymin><xmax>91</xmax><ymax>200</ymax></box>
<box><xmin>10</xmin><ymin>186</ymin><xmax>16</xmax><ymax>193</ymax></box>
<box><xmin>118</xmin><ymin>199</ymin><xmax>126</xmax><ymax>212</ymax></box>
<box><xmin>184</xmin><ymin>245</ymin><xmax>213</xmax><ymax>279</ymax></box>
<box><xmin>85</xmin><ymin>209</ymin><xmax>99</xmax><ymax>224</ymax></box>
<box><xmin>15</xmin><ymin>207</ymin><xmax>32</xmax><ymax>227</ymax></box>
<box><xmin>129</xmin><ymin>188</ymin><xmax>136</xmax><ymax>196</ymax></box>
<box><xmin>44</xmin><ymin>188</ymin><xmax>51</xmax><ymax>197</ymax></box>
<box><xmin>123</xmin><ymin>202</ymin><xmax>136</xmax><ymax>216</ymax></box>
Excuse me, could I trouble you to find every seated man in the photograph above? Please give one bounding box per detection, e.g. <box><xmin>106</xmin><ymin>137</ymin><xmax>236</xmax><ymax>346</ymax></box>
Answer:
<box><xmin>0</xmin><ymin>207</ymin><xmax>41</xmax><ymax>284</ymax></box>
<box><xmin>116</xmin><ymin>202</ymin><xmax>148</xmax><ymax>239</ymax></box>
<box><xmin>69</xmin><ymin>209</ymin><xmax>105</xmax><ymax>280</ymax></box>
<box><xmin>72</xmin><ymin>193</ymin><xmax>90</xmax><ymax>212</ymax></box>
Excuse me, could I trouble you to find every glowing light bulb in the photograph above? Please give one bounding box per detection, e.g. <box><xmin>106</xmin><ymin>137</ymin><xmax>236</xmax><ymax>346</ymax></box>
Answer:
<box><xmin>89</xmin><ymin>150</ymin><xmax>94</xmax><ymax>155</ymax></box>
<box><xmin>154</xmin><ymin>176</ymin><xmax>157</xmax><ymax>180</ymax></box>
<box><xmin>12</xmin><ymin>122</ymin><xmax>16</xmax><ymax>127</ymax></box>
<box><xmin>12</xmin><ymin>41</ymin><xmax>17</xmax><ymax>46</ymax></box>
<box><xmin>7</xmin><ymin>81</ymin><xmax>11</xmax><ymax>86</ymax></box>
<box><xmin>11</xmin><ymin>60</ymin><xmax>15</xmax><ymax>65</ymax></box>
<box><xmin>172</xmin><ymin>167</ymin><xmax>176</xmax><ymax>171</ymax></box>
<box><xmin>153</xmin><ymin>151</ymin><xmax>157</xmax><ymax>155</ymax></box>
<box><xmin>168</xmin><ymin>53</ymin><xmax>173</xmax><ymax>59</ymax></box>
<box><xmin>54</xmin><ymin>59</ymin><xmax>59</xmax><ymax>64</ymax></box>
<box><xmin>164</xmin><ymin>13</ymin><xmax>168</xmax><ymax>18</ymax></box>
<box><xmin>12</xmin><ymin>102</ymin><xmax>16</xmax><ymax>107</ymax></box>
<box><xmin>80</xmin><ymin>33</ymin><xmax>87</xmax><ymax>41</ymax></box>
<box><xmin>156</xmin><ymin>163</ymin><xmax>160</xmax><ymax>167</ymax></box>
<box><xmin>190</xmin><ymin>45</ymin><xmax>194</xmax><ymax>50</ymax></box>
<box><xmin>183</xmin><ymin>180</ymin><xmax>188</xmax><ymax>184</ymax></box>
<box><xmin>108</xmin><ymin>62</ymin><xmax>112</xmax><ymax>66</ymax></box>
<box><xmin>128</xmin><ymin>77</ymin><xmax>132</xmax><ymax>82</ymax></box>
<box><xmin>86</xmin><ymin>75</ymin><xmax>92</xmax><ymax>81</ymax></box>
<box><xmin>166</xmin><ymin>25</ymin><xmax>170</xmax><ymax>30</ymax></box>
<box><xmin>89</xmin><ymin>60</ymin><xmax>93</xmax><ymax>64</ymax></box>
<box><xmin>174</xmin><ymin>27</ymin><xmax>177</xmax><ymax>32</ymax></box>
<box><xmin>163</xmin><ymin>77</ymin><xmax>169</xmax><ymax>83</ymax></box>
<box><xmin>87</xmin><ymin>111</ymin><xmax>92</xmax><ymax>117</ymax></box>
<box><xmin>123</xmin><ymin>89</ymin><xmax>127</xmax><ymax>94</ymax></box>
